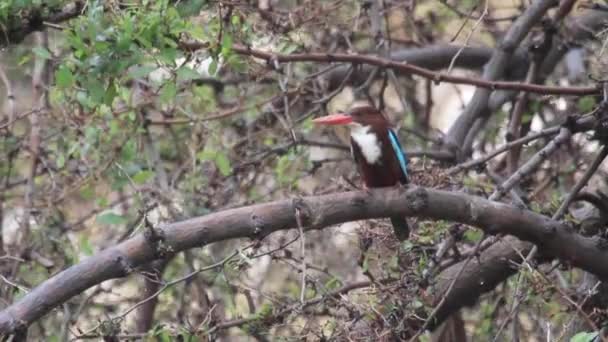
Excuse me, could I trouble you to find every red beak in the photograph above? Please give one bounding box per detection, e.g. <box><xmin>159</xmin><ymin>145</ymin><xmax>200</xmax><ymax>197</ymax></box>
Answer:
<box><xmin>311</xmin><ymin>113</ymin><xmax>353</xmax><ymax>126</ymax></box>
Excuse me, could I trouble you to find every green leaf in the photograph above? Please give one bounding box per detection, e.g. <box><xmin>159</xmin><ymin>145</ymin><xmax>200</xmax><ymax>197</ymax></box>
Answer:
<box><xmin>55</xmin><ymin>66</ymin><xmax>74</xmax><ymax>88</ymax></box>
<box><xmin>127</xmin><ymin>65</ymin><xmax>157</xmax><ymax>79</ymax></box>
<box><xmin>464</xmin><ymin>229</ymin><xmax>483</xmax><ymax>242</ymax></box>
<box><xmin>80</xmin><ymin>236</ymin><xmax>94</xmax><ymax>256</ymax></box>
<box><xmin>197</xmin><ymin>149</ymin><xmax>231</xmax><ymax>176</ymax></box>
<box><xmin>325</xmin><ymin>277</ymin><xmax>343</xmax><ymax>291</ymax></box>
<box><xmin>80</xmin><ymin>184</ymin><xmax>95</xmax><ymax>200</ymax></box>
<box><xmin>33</xmin><ymin>47</ymin><xmax>52</xmax><ymax>60</ymax></box>
<box><xmin>221</xmin><ymin>34</ymin><xmax>233</xmax><ymax>55</ymax></box>
<box><xmin>132</xmin><ymin>170</ymin><xmax>155</xmax><ymax>184</ymax></box>
<box><xmin>177</xmin><ymin>0</ymin><xmax>207</xmax><ymax>16</ymax></box>
<box><xmin>177</xmin><ymin>66</ymin><xmax>201</xmax><ymax>82</ymax></box>
<box><xmin>570</xmin><ymin>332</ymin><xmax>599</xmax><ymax>342</ymax></box>
<box><xmin>208</xmin><ymin>59</ymin><xmax>218</xmax><ymax>75</ymax></box>
<box><xmin>577</xmin><ymin>96</ymin><xmax>597</xmax><ymax>113</ymax></box>
<box><xmin>19</xmin><ymin>55</ymin><xmax>31</xmax><ymax>66</ymax></box>
<box><xmin>197</xmin><ymin>149</ymin><xmax>216</xmax><ymax>161</ymax></box>
<box><xmin>231</xmin><ymin>14</ymin><xmax>241</xmax><ymax>26</ymax></box>
<box><xmin>56</xmin><ymin>153</ymin><xmax>65</xmax><ymax>168</ymax></box>
<box><xmin>215</xmin><ymin>152</ymin><xmax>231</xmax><ymax>176</ymax></box>
<box><xmin>160</xmin><ymin>81</ymin><xmax>177</xmax><ymax>103</ymax></box>
<box><xmin>96</xmin><ymin>211</ymin><xmax>128</xmax><ymax>225</ymax></box>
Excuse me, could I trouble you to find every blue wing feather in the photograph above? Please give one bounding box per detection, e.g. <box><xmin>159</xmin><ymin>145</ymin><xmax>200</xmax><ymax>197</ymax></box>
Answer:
<box><xmin>388</xmin><ymin>128</ymin><xmax>408</xmax><ymax>179</ymax></box>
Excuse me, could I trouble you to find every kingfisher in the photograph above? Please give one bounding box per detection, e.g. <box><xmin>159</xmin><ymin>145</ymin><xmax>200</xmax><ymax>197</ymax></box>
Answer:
<box><xmin>312</xmin><ymin>104</ymin><xmax>411</xmax><ymax>240</ymax></box>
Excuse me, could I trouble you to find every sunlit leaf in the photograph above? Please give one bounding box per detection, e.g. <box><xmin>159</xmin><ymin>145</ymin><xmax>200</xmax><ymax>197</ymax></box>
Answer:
<box><xmin>56</xmin><ymin>153</ymin><xmax>65</xmax><ymax>168</ymax></box>
<box><xmin>33</xmin><ymin>47</ymin><xmax>52</xmax><ymax>60</ymax></box>
<box><xmin>128</xmin><ymin>65</ymin><xmax>157</xmax><ymax>79</ymax></box>
<box><xmin>80</xmin><ymin>236</ymin><xmax>94</xmax><ymax>256</ymax></box>
<box><xmin>215</xmin><ymin>152</ymin><xmax>231</xmax><ymax>176</ymax></box>
<box><xmin>160</xmin><ymin>81</ymin><xmax>177</xmax><ymax>103</ymax></box>
<box><xmin>132</xmin><ymin>170</ymin><xmax>155</xmax><ymax>184</ymax></box>
<box><xmin>96</xmin><ymin>211</ymin><xmax>128</xmax><ymax>225</ymax></box>
<box><xmin>55</xmin><ymin>66</ymin><xmax>74</xmax><ymax>88</ymax></box>
<box><xmin>578</xmin><ymin>96</ymin><xmax>596</xmax><ymax>113</ymax></box>
<box><xmin>176</xmin><ymin>66</ymin><xmax>200</xmax><ymax>82</ymax></box>
<box><xmin>570</xmin><ymin>332</ymin><xmax>599</xmax><ymax>342</ymax></box>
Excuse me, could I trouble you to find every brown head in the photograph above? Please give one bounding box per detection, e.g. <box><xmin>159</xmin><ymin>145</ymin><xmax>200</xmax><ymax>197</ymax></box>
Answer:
<box><xmin>312</xmin><ymin>104</ymin><xmax>391</xmax><ymax>129</ymax></box>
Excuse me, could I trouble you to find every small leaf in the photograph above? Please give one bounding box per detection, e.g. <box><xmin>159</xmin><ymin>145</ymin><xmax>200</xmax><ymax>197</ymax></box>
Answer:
<box><xmin>208</xmin><ymin>59</ymin><xmax>218</xmax><ymax>75</ymax></box>
<box><xmin>132</xmin><ymin>170</ymin><xmax>155</xmax><ymax>184</ymax></box>
<box><xmin>464</xmin><ymin>229</ymin><xmax>483</xmax><ymax>242</ymax></box>
<box><xmin>231</xmin><ymin>15</ymin><xmax>241</xmax><ymax>26</ymax></box>
<box><xmin>221</xmin><ymin>34</ymin><xmax>233</xmax><ymax>55</ymax></box>
<box><xmin>80</xmin><ymin>236</ymin><xmax>94</xmax><ymax>256</ymax></box>
<box><xmin>80</xmin><ymin>185</ymin><xmax>95</xmax><ymax>200</ymax></box>
<box><xmin>578</xmin><ymin>96</ymin><xmax>596</xmax><ymax>113</ymax></box>
<box><xmin>197</xmin><ymin>149</ymin><xmax>216</xmax><ymax>161</ymax></box>
<box><xmin>33</xmin><ymin>47</ymin><xmax>52</xmax><ymax>60</ymax></box>
<box><xmin>215</xmin><ymin>153</ymin><xmax>231</xmax><ymax>176</ymax></box>
<box><xmin>96</xmin><ymin>211</ymin><xmax>128</xmax><ymax>225</ymax></box>
<box><xmin>56</xmin><ymin>153</ymin><xmax>66</xmax><ymax>168</ymax></box>
<box><xmin>176</xmin><ymin>66</ymin><xmax>200</xmax><ymax>82</ymax></box>
<box><xmin>570</xmin><ymin>332</ymin><xmax>599</xmax><ymax>342</ymax></box>
<box><xmin>19</xmin><ymin>55</ymin><xmax>31</xmax><ymax>66</ymax></box>
<box><xmin>55</xmin><ymin>66</ymin><xmax>74</xmax><ymax>88</ymax></box>
<box><xmin>127</xmin><ymin>65</ymin><xmax>156</xmax><ymax>79</ymax></box>
<box><xmin>159</xmin><ymin>82</ymin><xmax>177</xmax><ymax>103</ymax></box>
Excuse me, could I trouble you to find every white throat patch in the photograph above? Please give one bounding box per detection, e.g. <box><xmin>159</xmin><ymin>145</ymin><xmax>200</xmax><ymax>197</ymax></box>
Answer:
<box><xmin>350</xmin><ymin>123</ymin><xmax>382</xmax><ymax>164</ymax></box>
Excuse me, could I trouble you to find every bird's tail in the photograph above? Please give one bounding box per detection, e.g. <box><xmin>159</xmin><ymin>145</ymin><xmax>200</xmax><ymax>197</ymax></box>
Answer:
<box><xmin>390</xmin><ymin>216</ymin><xmax>410</xmax><ymax>241</ymax></box>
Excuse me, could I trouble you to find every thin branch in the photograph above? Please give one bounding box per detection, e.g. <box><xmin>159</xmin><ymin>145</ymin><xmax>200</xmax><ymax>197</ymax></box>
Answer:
<box><xmin>295</xmin><ymin>206</ymin><xmax>307</xmax><ymax>304</ymax></box>
<box><xmin>553</xmin><ymin>145</ymin><xmax>608</xmax><ymax>220</ymax></box>
<box><xmin>207</xmin><ymin>44</ymin><xmax>600</xmax><ymax>96</ymax></box>
<box><xmin>449</xmin><ymin>126</ymin><xmax>560</xmax><ymax>174</ymax></box>
<box><xmin>489</xmin><ymin>127</ymin><xmax>572</xmax><ymax>201</ymax></box>
<box><xmin>449</xmin><ymin>114</ymin><xmax>596</xmax><ymax>175</ymax></box>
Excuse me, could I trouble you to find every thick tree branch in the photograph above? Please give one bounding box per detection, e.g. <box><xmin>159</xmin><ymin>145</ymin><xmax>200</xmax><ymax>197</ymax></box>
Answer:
<box><xmin>1</xmin><ymin>186</ymin><xmax>608</xmax><ymax>334</ymax></box>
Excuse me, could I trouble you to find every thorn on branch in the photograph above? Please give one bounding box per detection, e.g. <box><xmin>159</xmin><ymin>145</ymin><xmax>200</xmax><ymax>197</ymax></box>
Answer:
<box><xmin>115</xmin><ymin>256</ymin><xmax>134</xmax><ymax>276</ymax></box>
<box><xmin>250</xmin><ymin>213</ymin><xmax>265</xmax><ymax>237</ymax></box>
<box><xmin>562</xmin><ymin>114</ymin><xmax>580</xmax><ymax>131</ymax></box>
<box><xmin>473</xmin><ymin>162</ymin><xmax>486</xmax><ymax>174</ymax></box>
<box><xmin>99</xmin><ymin>317</ymin><xmax>121</xmax><ymax>340</ymax></box>
<box><xmin>143</xmin><ymin>218</ymin><xmax>173</xmax><ymax>258</ymax></box>
<box><xmin>143</xmin><ymin>218</ymin><xmax>164</xmax><ymax>244</ymax></box>
<box><xmin>292</xmin><ymin>197</ymin><xmax>313</xmax><ymax>227</ymax></box>
<box><xmin>596</xmin><ymin>238</ymin><xmax>608</xmax><ymax>251</ymax></box>
<box><xmin>405</xmin><ymin>187</ymin><xmax>429</xmax><ymax>213</ymax></box>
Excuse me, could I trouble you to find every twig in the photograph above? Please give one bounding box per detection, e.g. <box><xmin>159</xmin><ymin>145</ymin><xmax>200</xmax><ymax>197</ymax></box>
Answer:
<box><xmin>176</xmin><ymin>43</ymin><xmax>603</xmax><ymax>96</ymax></box>
<box><xmin>147</xmin><ymin>89</ymin><xmax>299</xmax><ymax>125</ymax></box>
<box><xmin>73</xmin><ymin>245</ymin><xmax>253</xmax><ymax>340</ymax></box>
<box><xmin>204</xmin><ymin>279</ymin><xmax>393</xmax><ymax>336</ymax></box>
<box><xmin>448</xmin><ymin>125</ymin><xmax>560</xmax><ymax>174</ymax></box>
<box><xmin>553</xmin><ymin>145</ymin><xmax>608</xmax><ymax>220</ymax></box>
<box><xmin>506</xmin><ymin>60</ymin><xmax>539</xmax><ymax>174</ymax></box>
<box><xmin>446</xmin><ymin>0</ymin><xmax>488</xmax><ymax>74</ymax></box>
<box><xmin>0</xmin><ymin>63</ymin><xmax>16</xmax><ymax>128</ymax></box>
<box><xmin>408</xmin><ymin>237</ymin><xmax>487</xmax><ymax>341</ymax></box>
<box><xmin>295</xmin><ymin>207</ymin><xmax>307</xmax><ymax>304</ymax></box>
<box><xmin>489</xmin><ymin>127</ymin><xmax>572</xmax><ymax>201</ymax></box>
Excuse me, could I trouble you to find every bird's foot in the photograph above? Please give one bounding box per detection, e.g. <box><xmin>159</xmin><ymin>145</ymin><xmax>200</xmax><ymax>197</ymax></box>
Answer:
<box><xmin>362</xmin><ymin>184</ymin><xmax>374</xmax><ymax>196</ymax></box>
<box><xmin>341</xmin><ymin>176</ymin><xmax>361</xmax><ymax>191</ymax></box>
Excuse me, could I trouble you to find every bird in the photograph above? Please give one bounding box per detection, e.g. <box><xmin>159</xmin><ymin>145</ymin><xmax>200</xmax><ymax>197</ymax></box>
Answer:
<box><xmin>312</xmin><ymin>103</ymin><xmax>411</xmax><ymax>241</ymax></box>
